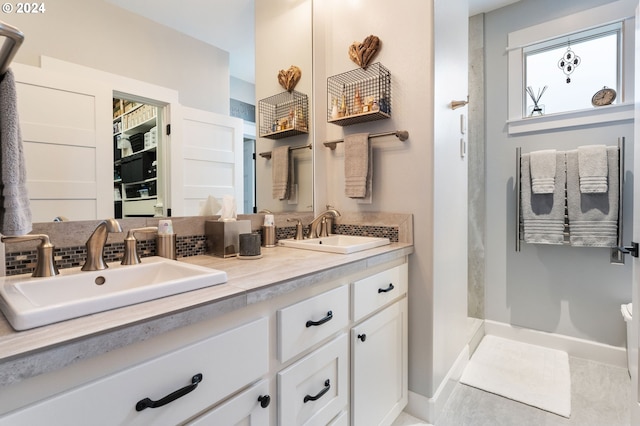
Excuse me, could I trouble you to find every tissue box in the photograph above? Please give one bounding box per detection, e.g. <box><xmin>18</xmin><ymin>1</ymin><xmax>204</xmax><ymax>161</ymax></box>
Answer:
<box><xmin>205</xmin><ymin>220</ymin><xmax>251</xmax><ymax>258</ymax></box>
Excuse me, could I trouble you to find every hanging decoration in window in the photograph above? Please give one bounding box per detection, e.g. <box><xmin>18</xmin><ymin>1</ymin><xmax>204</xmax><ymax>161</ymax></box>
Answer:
<box><xmin>557</xmin><ymin>43</ymin><xmax>581</xmax><ymax>83</ymax></box>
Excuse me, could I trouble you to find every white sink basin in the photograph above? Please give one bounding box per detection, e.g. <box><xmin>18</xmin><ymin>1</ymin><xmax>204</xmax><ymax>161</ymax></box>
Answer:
<box><xmin>0</xmin><ymin>256</ymin><xmax>227</xmax><ymax>330</ymax></box>
<box><xmin>278</xmin><ymin>235</ymin><xmax>390</xmax><ymax>254</ymax></box>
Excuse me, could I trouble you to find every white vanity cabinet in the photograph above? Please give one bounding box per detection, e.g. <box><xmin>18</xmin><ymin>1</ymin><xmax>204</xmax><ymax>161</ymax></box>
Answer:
<box><xmin>0</xmin><ymin>317</ymin><xmax>269</xmax><ymax>426</ymax></box>
<box><xmin>187</xmin><ymin>379</ymin><xmax>271</xmax><ymax>425</ymax></box>
<box><xmin>351</xmin><ymin>264</ymin><xmax>409</xmax><ymax>426</ymax></box>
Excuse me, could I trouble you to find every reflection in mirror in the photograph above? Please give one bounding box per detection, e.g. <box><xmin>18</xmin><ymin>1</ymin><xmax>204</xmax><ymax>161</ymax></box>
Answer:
<box><xmin>5</xmin><ymin>0</ymin><xmax>312</xmax><ymax>222</ymax></box>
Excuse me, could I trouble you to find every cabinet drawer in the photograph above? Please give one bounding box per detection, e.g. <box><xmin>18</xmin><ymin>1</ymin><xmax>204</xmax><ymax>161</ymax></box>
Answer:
<box><xmin>352</xmin><ymin>263</ymin><xmax>407</xmax><ymax>321</ymax></box>
<box><xmin>1</xmin><ymin>318</ymin><xmax>269</xmax><ymax>426</ymax></box>
<box><xmin>278</xmin><ymin>285</ymin><xmax>348</xmax><ymax>362</ymax></box>
<box><xmin>329</xmin><ymin>410</ymin><xmax>349</xmax><ymax>426</ymax></box>
<box><xmin>187</xmin><ymin>379</ymin><xmax>270</xmax><ymax>425</ymax></box>
<box><xmin>278</xmin><ymin>334</ymin><xmax>348</xmax><ymax>426</ymax></box>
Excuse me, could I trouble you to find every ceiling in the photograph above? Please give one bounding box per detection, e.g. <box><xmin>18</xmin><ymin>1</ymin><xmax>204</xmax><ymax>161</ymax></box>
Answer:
<box><xmin>105</xmin><ymin>0</ymin><xmax>520</xmax><ymax>84</ymax></box>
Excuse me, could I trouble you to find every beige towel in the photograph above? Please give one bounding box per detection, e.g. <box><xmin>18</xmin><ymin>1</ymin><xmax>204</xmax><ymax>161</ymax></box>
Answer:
<box><xmin>530</xmin><ymin>149</ymin><xmax>556</xmax><ymax>194</ymax></box>
<box><xmin>345</xmin><ymin>133</ymin><xmax>370</xmax><ymax>198</ymax></box>
<box><xmin>271</xmin><ymin>146</ymin><xmax>290</xmax><ymax>200</ymax></box>
<box><xmin>0</xmin><ymin>68</ymin><xmax>32</xmax><ymax>235</ymax></box>
<box><xmin>578</xmin><ymin>145</ymin><xmax>608</xmax><ymax>193</ymax></box>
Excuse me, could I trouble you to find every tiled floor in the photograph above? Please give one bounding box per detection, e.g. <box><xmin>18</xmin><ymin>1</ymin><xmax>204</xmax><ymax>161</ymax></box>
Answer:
<box><xmin>394</xmin><ymin>356</ymin><xmax>631</xmax><ymax>426</ymax></box>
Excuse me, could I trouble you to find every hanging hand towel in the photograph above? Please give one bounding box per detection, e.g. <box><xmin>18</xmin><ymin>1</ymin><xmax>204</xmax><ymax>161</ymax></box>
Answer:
<box><xmin>0</xmin><ymin>68</ymin><xmax>32</xmax><ymax>236</ymax></box>
<box><xmin>567</xmin><ymin>147</ymin><xmax>618</xmax><ymax>247</ymax></box>
<box><xmin>271</xmin><ymin>145</ymin><xmax>290</xmax><ymax>200</ymax></box>
<box><xmin>344</xmin><ymin>133</ymin><xmax>370</xmax><ymax>199</ymax></box>
<box><xmin>530</xmin><ymin>149</ymin><xmax>557</xmax><ymax>194</ymax></box>
<box><xmin>520</xmin><ymin>152</ymin><xmax>566</xmax><ymax>245</ymax></box>
<box><xmin>578</xmin><ymin>144</ymin><xmax>608</xmax><ymax>193</ymax></box>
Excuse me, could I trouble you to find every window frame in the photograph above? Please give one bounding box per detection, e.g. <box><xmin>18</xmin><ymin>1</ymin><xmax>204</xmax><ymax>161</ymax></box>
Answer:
<box><xmin>506</xmin><ymin>0</ymin><xmax>634</xmax><ymax>135</ymax></box>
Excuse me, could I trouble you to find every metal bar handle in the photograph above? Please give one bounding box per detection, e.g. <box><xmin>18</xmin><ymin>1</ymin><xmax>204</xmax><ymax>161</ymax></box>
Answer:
<box><xmin>303</xmin><ymin>379</ymin><xmax>331</xmax><ymax>403</ymax></box>
<box><xmin>135</xmin><ymin>373</ymin><xmax>203</xmax><ymax>412</ymax></box>
<box><xmin>306</xmin><ymin>311</ymin><xmax>333</xmax><ymax>328</ymax></box>
<box><xmin>259</xmin><ymin>143</ymin><xmax>312</xmax><ymax>159</ymax></box>
<box><xmin>378</xmin><ymin>283</ymin><xmax>395</xmax><ymax>293</ymax></box>
<box><xmin>323</xmin><ymin>130</ymin><xmax>409</xmax><ymax>150</ymax></box>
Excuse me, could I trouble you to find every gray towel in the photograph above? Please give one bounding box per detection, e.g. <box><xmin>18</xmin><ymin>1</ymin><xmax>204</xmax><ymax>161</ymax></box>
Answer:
<box><xmin>520</xmin><ymin>152</ymin><xmax>566</xmax><ymax>245</ymax></box>
<box><xmin>578</xmin><ymin>144</ymin><xmax>608</xmax><ymax>193</ymax></box>
<box><xmin>271</xmin><ymin>145</ymin><xmax>290</xmax><ymax>200</ymax></box>
<box><xmin>567</xmin><ymin>147</ymin><xmax>618</xmax><ymax>247</ymax></box>
<box><xmin>530</xmin><ymin>149</ymin><xmax>557</xmax><ymax>194</ymax></box>
<box><xmin>344</xmin><ymin>133</ymin><xmax>370</xmax><ymax>198</ymax></box>
<box><xmin>0</xmin><ymin>68</ymin><xmax>32</xmax><ymax>236</ymax></box>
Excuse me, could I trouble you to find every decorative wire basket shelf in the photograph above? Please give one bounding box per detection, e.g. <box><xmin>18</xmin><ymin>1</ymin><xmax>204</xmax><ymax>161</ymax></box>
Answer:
<box><xmin>327</xmin><ymin>62</ymin><xmax>391</xmax><ymax>126</ymax></box>
<box><xmin>258</xmin><ymin>90</ymin><xmax>309</xmax><ymax>139</ymax></box>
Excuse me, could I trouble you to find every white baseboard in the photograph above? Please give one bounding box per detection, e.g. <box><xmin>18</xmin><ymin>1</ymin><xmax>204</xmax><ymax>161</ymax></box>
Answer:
<box><xmin>404</xmin><ymin>344</ymin><xmax>470</xmax><ymax>423</ymax></box>
<box><xmin>484</xmin><ymin>319</ymin><xmax>627</xmax><ymax>368</ymax></box>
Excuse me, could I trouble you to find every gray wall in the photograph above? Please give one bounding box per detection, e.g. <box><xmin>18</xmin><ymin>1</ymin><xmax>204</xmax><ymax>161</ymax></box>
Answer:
<box><xmin>484</xmin><ymin>0</ymin><xmax>633</xmax><ymax>347</ymax></box>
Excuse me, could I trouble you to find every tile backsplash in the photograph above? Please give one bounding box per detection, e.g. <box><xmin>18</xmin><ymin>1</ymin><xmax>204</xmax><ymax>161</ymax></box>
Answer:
<box><xmin>3</xmin><ymin>213</ymin><xmax>412</xmax><ymax>276</ymax></box>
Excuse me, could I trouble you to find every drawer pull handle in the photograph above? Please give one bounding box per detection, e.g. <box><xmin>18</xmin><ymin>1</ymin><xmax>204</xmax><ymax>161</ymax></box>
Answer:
<box><xmin>258</xmin><ymin>394</ymin><xmax>271</xmax><ymax>408</ymax></box>
<box><xmin>306</xmin><ymin>310</ymin><xmax>333</xmax><ymax>327</ymax></box>
<box><xmin>303</xmin><ymin>379</ymin><xmax>331</xmax><ymax>403</ymax></box>
<box><xmin>378</xmin><ymin>283</ymin><xmax>395</xmax><ymax>293</ymax></box>
<box><xmin>135</xmin><ymin>373</ymin><xmax>203</xmax><ymax>412</ymax></box>
<box><xmin>357</xmin><ymin>333</ymin><xmax>367</xmax><ymax>342</ymax></box>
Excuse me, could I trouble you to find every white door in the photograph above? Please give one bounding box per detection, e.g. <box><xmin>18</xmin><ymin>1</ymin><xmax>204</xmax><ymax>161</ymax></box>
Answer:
<box><xmin>179</xmin><ymin>107</ymin><xmax>244</xmax><ymax>216</ymax></box>
<box><xmin>12</xmin><ymin>63</ymin><xmax>112</xmax><ymax>221</ymax></box>
<box><xmin>631</xmin><ymin>2</ymin><xmax>640</xmax><ymax>423</ymax></box>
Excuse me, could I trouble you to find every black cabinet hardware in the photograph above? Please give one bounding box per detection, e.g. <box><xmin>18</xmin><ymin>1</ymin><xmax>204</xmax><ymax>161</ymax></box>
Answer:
<box><xmin>306</xmin><ymin>311</ymin><xmax>333</xmax><ymax>327</ymax></box>
<box><xmin>303</xmin><ymin>379</ymin><xmax>331</xmax><ymax>403</ymax></box>
<box><xmin>378</xmin><ymin>283</ymin><xmax>395</xmax><ymax>293</ymax></box>
<box><xmin>357</xmin><ymin>333</ymin><xmax>367</xmax><ymax>342</ymax></box>
<box><xmin>258</xmin><ymin>394</ymin><xmax>271</xmax><ymax>408</ymax></box>
<box><xmin>135</xmin><ymin>373</ymin><xmax>203</xmax><ymax>412</ymax></box>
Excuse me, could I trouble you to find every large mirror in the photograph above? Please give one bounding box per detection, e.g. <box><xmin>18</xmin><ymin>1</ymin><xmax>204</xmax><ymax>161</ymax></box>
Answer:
<box><xmin>5</xmin><ymin>0</ymin><xmax>313</xmax><ymax>222</ymax></box>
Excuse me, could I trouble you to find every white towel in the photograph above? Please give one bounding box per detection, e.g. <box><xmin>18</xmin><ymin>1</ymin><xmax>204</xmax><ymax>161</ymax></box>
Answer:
<box><xmin>0</xmin><ymin>68</ymin><xmax>32</xmax><ymax>236</ymax></box>
<box><xmin>530</xmin><ymin>149</ymin><xmax>557</xmax><ymax>194</ymax></box>
<box><xmin>520</xmin><ymin>152</ymin><xmax>566</xmax><ymax>245</ymax></box>
<box><xmin>344</xmin><ymin>133</ymin><xmax>370</xmax><ymax>199</ymax></box>
<box><xmin>567</xmin><ymin>147</ymin><xmax>618</xmax><ymax>247</ymax></box>
<box><xmin>271</xmin><ymin>146</ymin><xmax>290</xmax><ymax>200</ymax></box>
<box><xmin>578</xmin><ymin>145</ymin><xmax>608</xmax><ymax>193</ymax></box>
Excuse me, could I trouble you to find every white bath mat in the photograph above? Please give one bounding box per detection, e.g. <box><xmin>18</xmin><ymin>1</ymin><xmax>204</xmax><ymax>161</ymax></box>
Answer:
<box><xmin>460</xmin><ymin>335</ymin><xmax>571</xmax><ymax>418</ymax></box>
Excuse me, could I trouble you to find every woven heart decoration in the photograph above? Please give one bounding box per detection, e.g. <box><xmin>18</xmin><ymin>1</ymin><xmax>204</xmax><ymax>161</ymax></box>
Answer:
<box><xmin>348</xmin><ymin>35</ymin><xmax>381</xmax><ymax>69</ymax></box>
<box><xmin>277</xmin><ymin>65</ymin><xmax>302</xmax><ymax>92</ymax></box>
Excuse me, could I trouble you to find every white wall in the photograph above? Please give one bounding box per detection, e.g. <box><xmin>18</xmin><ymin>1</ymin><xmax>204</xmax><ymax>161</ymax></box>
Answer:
<box><xmin>313</xmin><ymin>0</ymin><xmax>469</xmax><ymax>407</ymax></box>
<box><xmin>484</xmin><ymin>0</ymin><xmax>634</xmax><ymax>347</ymax></box>
<box><xmin>5</xmin><ymin>0</ymin><xmax>230</xmax><ymax>114</ymax></box>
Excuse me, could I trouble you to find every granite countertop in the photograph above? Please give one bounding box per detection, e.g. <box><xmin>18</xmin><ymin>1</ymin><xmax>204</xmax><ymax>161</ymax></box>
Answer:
<box><xmin>0</xmin><ymin>242</ymin><xmax>413</xmax><ymax>386</ymax></box>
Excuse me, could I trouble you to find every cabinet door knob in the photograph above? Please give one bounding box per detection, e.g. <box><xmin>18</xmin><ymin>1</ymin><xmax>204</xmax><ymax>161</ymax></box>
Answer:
<box><xmin>303</xmin><ymin>379</ymin><xmax>331</xmax><ymax>403</ymax></box>
<box><xmin>258</xmin><ymin>394</ymin><xmax>271</xmax><ymax>408</ymax></box>
<box><xmin>135</xmin><ymin>373</ymin><xmax>203</xmax><ymax>412</ymax></box>
<box><xmin>357</xmin><ymin>333</ymin><xmax>367</xmax><ymax>342</ymax></box>
<box><xmin>306</xmin><ymin>310</ymin><xmax>333</xmax><ymax>327</ymax></box>
<box><xmin>378</xmin><ymin>283</ymin><xmax>395</xmax><ymax>293</ymax></box>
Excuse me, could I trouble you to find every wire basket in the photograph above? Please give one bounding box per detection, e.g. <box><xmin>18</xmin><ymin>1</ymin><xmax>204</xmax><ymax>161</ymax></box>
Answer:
<box><xmin>327</xmin><ymin>62</ymin><xmax>391</xmax><ymax>126</ymax></box>
<box><xmin>258</xmin><ymin>90</ymin><xmax>309</xmax><ymax>139</ymax></box>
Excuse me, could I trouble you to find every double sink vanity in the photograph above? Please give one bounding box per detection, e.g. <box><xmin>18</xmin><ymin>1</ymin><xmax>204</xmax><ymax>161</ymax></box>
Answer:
<box><xmin>0</xmin><ymin>214</ymin><xmax>413</xmax><ymax>425</ymax></box>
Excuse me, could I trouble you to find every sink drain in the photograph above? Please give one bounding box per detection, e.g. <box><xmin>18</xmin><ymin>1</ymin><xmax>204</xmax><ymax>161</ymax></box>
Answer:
<box><xmin>95</xmin><ymin>276</ymin><xmax>106</xmax><ymax>286</ymax></box>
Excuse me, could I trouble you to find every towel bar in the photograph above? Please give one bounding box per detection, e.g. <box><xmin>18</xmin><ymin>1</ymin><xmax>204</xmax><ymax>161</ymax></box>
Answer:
<box><xmin>516</xmin><ymin>137</ymin><xmax>625</xmax><ymax>263</ymax></box>
<box><xmin>0</xmin><ymin>21</ymin><xmax>24</xmax><ymax>76</ymax></box>
<box><xmin>259</xmin><ymin>143</ymin><xmax>311</xmax><ymax>160</ymax></box>
<box><xmin>323</xmin><ymin>130</ymin><xmax>409</xmax><ymax>150</ymax></box>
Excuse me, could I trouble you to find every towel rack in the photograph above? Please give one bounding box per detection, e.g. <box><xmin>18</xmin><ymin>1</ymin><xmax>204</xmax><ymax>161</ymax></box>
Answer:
<box><xmin>323</xmin><ymin>130</ymin><xmax>409</xmax><ymax>150</ymax></box>
<box><xmin>259</xmin><ymin>143</ymin><xmax>312</xmax><ymax>160</ymax></box>
<box><xmin>515</xmin><ymin>137</ymin><xmax>626</xmax><ymax>262</ymax></box>
<box><xmin>0</xmin><ymin>21</ymin><xmax>24</xmax><ymax>76</ymax></box>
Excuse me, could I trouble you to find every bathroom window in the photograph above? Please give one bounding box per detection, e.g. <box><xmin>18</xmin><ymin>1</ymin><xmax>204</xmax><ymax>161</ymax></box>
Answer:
<box><xmin>524</xmin><ymin>23</ymin><xmax>621</xmax><ymax>116</ymax></box>
<box><xmin>506</xmin><ymin>1</ymin><xmax>634</xmax><ymax>134</ymax></box>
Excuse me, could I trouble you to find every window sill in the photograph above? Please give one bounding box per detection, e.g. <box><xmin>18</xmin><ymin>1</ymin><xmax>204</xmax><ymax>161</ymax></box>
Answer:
<box><xmin>507</xmin><ymin>102</ymin><xmax>633</xmax><ymax>135</ymax></box>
